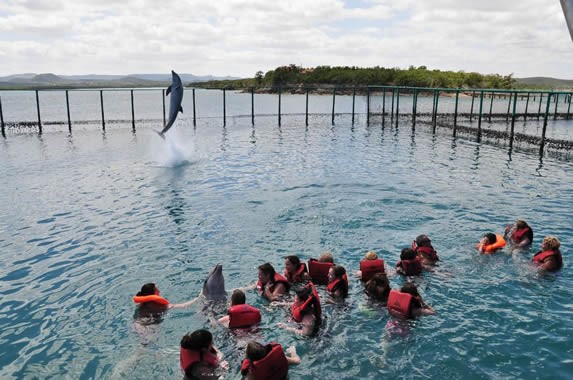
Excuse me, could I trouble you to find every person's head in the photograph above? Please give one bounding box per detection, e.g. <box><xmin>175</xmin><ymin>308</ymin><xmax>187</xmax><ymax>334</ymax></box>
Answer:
<box><xmin>365</xmin><ymin>273</ymin><xmax>390</xmax><ymax>299</ymax></box>
<box><xmin>328</xmin><ymin>265</ymin><xmax>346</xmax><ymax>282</ymax></box>
<box><xmin>246</xmin><ymin>341</ymin><xmax>268</xmax><ymax>361</ymax></box>
<box><xmin>415</xmin><ymin>235</ymin><xmax>432</xmax><ymax>248</ymax></box>
<box><xmin>515</xmin><ymin>220</ymin><xmax>529</xmax><ymax>229</ymax></box>
<box><xmin>231</xmin><ymin>289</ymin><xmax>246</xmax><ymax>306</ymax></box>
<box><xmin>258</xmin><ymin>263</ymin><xmax>276</xmax><ymax>284</ymax></box>
<box><xmin>319</xmin><ymin>251</ymin><xmax>334</xmax><ymax>263</ymax></box>
<box><xmin>400</xmin><ymin>248</ymin><xmax>417</xmax><ymax>261</ymax></box>
<box><xmin>542</xmin><ymin>236</ymin><xmax>560</xmax><ymax>251</ymax></box>
<box><xmin>400</xmin><ymin>282</ymin><xmax>420</xmax><ymax>297</ymax></box>
<box><xmin>180</xmin><ymin>329</ymin><xmax>213</xmax><ymax>351</ymax></box>
<box><xmin>294</xmin><ymin>285</ymin><xmax>312</xmax><ymax>303</ymax></box>
<box><xmin>137</xmin><ymin>283</ymin><xmax>158</xmax><ymax>297</ymax></box>
<box><xmin>364</xmin><ymin>251</ymin><xmax>378</xmax><ymax>260</ymax></box>
<box><xmin>483</xmin><ymin>233</ymin><xmax>497</xmax><ymax>245</ymax></box>
<box><xmin>285</xmin><ymin>255</ymin><xmax>301</xmax><ymax>273</ymax></box>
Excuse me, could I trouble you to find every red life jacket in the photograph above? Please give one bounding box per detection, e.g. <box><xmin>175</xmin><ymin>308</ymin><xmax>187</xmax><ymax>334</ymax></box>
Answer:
<box><xmin>532</xmin><ymin>249</ymin><xmax>563</xmax><ymax>271</ymax></box>
<box><xmin>291</xmin><ymin>282</ymin><xmax>322</xmax><ymax>322</ymax></box>
<box><xmin>132</xmin><ymin>294</ymin><xmax>169</xmax><ymax>305</ymax></box>
<box><xmin>359</xmin><ymin>258</ymin><xmax>385</xmax><ymax>282</ymax></box>
<box><xmin>387</xmin><ymin>289</ymin><xmax>413</xmax><ymax>319</ymax></box>
<box><xmin>284</xmin><ymin>262</ymin><xmax>308</xmax><ymax>283</ymax></box>
<box><xmin>228</xmin><ymin>304</ymin><xmax>261</xmax><ymax>328</ymax></box>
<box><xmin>308</xmin><ymin>259</ymin><xmax>334</xmax><ymax>284</ymax></box>
<box><xmin>180</xmin><ymin>347</ymin><xmax>219</xmax><ymax>374</ymax></box>
<box><xmin>240</xmin><ymin>343</ymin><xmax>289</xmax><ymax>380</ymax></box>
<box><xmin>326</xmin><ymin>274</ymin><xmax>348</xmax><ymax>298</ymax></box>
<box><xmin>257</xmin><ymin>273</ymin><xmax>290</xmax><ymax>295</ymax></box>
<box><xmin>396</xmin><ymin>257</ymin><xmax>423</xmax><ymax>275</ymax></box>
<box><xmin>511</xmin><ymin>227</ymin><xmax>533</xmax><ymax>245</ymax></box>
<box><xmin>415</xmin><ymin>246</ymin><xmax>439</xmax><ymax>262</ymax></box>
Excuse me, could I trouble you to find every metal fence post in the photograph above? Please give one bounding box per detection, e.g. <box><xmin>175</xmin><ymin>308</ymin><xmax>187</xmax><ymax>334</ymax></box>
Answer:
<box><xmin>192</xmin><ymin>88</ymin><xmax>196</xmax><ymax>127</ymax></box>
<box><xmin>162</xmin><ymin>89</ymin><xmax>166</xmax><ymax>127</ymax></box>
<box><xmin>510</xmin><ymin>91</ymin><xmax>517</xmax><ymax>147</ymax></box>
<box><xmin>35</xmin><ymin>90</ymin><xmax>42</xmax><ymax>134</ymax></box>
<box><xmin>305</xmin><ymin>89</ymin><xmax>309</xmax><ymax>126</ymax></box>
<box><xmin>553</xmin><ymin>93</ymin><xmax>559</xmax><ymax>120</ymax></box>
<box><xmin>477</xmin><ymin>90</ymin><xmax>484</xmax><ymax>142</ymax></box>
<box><xmin>130</xmin><ymin>90</ymin><xmax>135</xmax><ymax>131</ymax></box>
<box><xmin>488</xmin><ymin>92</ymin><xmax>494</xmax><ymax>122</ymax></box>
<box><xmin>100</xmin><ymin>90</ymin><xmax>105</xmax><ymax>131</ymax></box>
<box><xmin>453</xmin><ymin>90</ymin><xmax>459</xmax><ymax>136</ymax></box>
<box><xmin>65</xmin><ymin>90</ymin><xmax>71</xmax><ymax>133</ymax></box>
<box><xmin>470</xmin><ymin>91</ymin><xmax>475</xmax><ymax>122</ymax></box>
<box><xmin>366</xmin><ymin>87</ymin><xmax>370</xmax><ymax>125</ymax></box>
<box><xmin>331</xmin><ymin>88</ymin><xmax>336</xmax><ymax>125</ymax></box>
<box><xmin>540</xmin><ymin>93</ymin><xmax>553</xmax><ymax>156</ymax></box>
<box><xmin>0</xmin><ymin>96</ymin><xmax>5</xmax><ymax>137</ymax></box>
<box><xmin>278</xmin><ymin>86</ymin><xmax>281</xmax><ymax>126</ymax></box>
<box><xmin>251</xmin><ymin>87</ymin><xmax>255</xmax><ymax>125</ymax></box>
<box><xmin>395</xmin><ymin>89</ymin><xmax>400</xmax><ymax>127</ymax></box>
<box><xmin>223</xmin><ymin>88</ymin><xmax>226</xmax><ymax>127</ymax></box>
<box><xmin>351</xmin><ymin>87</ymin><xmax>355</xmax><ymax>124</ymax></box>
<box><xmin>524</xmin><ymin>92</ymin><xmax>530</xmax><ymax>120</ymax></box>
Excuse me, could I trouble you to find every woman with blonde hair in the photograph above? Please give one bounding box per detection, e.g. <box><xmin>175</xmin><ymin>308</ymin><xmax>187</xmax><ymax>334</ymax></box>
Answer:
<box><xmin>532</xmin><ymin>236</ymin><xmax>563</xmax><ymax>272</ymax></box>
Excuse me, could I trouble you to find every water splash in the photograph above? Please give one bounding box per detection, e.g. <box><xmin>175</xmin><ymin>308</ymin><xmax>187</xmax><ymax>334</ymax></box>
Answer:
<box><xmin>149</xmin><ymin>129</ymin><xmax>193</xmax><ymax>167</ymax></box>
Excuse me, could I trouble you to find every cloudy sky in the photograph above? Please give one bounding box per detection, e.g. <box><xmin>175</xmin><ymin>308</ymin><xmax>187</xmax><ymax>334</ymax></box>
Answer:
<box><xmin>0</xmin><ymin>0</ymin><xmax>572</xmax><ymax>79</ymax></box>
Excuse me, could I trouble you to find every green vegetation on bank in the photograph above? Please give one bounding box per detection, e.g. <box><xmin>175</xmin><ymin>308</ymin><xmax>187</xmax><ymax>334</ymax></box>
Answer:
<box><xmin>191</xmin><ymin>65</ymin><xmax>572</xmax><ymax>90</ymax></box>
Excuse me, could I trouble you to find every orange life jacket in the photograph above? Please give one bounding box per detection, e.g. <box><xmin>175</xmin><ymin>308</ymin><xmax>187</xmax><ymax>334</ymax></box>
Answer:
<box><xmin>359</xmin><ymin>258</ymin><xmax>385</xmax><ymax>282</ymax></box>
<box><xmin>132</xmin><ymin>294</ymin><xmax>169</xmax><ymax>305</ymax></box>
<box><xmin>180</xmin><ymin>347</ymin><xmax>219</xmax><ymax>374</ymax></box>
<box><xmin>478</xmin><ymin>234</ymin><xmax>506</xmax><ymax>253</ymax></box>
<box><xmin>291</xmin><ymin>282</ymin><xmax>322</xmax><ymax>322</ymax></box>
<box><xmin>387</xmin><ymin>289</ymin><xmax>413</xmax><ymax>319</ymax></box>
<box><xmin>326</xmin><ymin>274</ymin><xmax>348</xmax><ymax>298</ymax></box>
<box><xmin>257</xmin><ymin>273</ymin><xmax>290</xmax><ymax>294</ymax></box>
<box><xmin>228</xmin><ymin>304</ymin><xmax>261</xmax><ymax>328</ymax></box>
<box><xmin>284</xmin><ymin>262</ymin><xmax>308</xmax><ymax>283</ymax></box>
<box><xmin>240</xmin><ymin>343</ymin><xmax>289</xmax><ymax>380</ymax></box>
<box><xmin>307</xmin><ymin>259</ymin><xmax>333</xmax><ymax>284</ymax></box>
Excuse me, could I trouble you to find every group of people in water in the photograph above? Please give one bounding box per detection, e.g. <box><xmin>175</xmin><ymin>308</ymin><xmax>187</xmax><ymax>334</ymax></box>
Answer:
<box><xmin>133</xmin><ymin>219</ymin><xmax>563</xmax><ymax>379</ymax></box>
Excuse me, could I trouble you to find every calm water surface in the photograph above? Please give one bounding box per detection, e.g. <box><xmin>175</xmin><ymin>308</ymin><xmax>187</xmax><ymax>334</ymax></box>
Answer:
<box><xmin>0</xmin><ymin>114</ymin><xmax>572</xmax><ymax>379</ymax></box>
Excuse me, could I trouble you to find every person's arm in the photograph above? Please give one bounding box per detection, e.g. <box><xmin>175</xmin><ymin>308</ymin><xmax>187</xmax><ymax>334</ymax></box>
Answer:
<box><xmin>285</xmin><ymin>346</ymin><xmax>301</xmax><ymax>365</ymax></box>
<box><xmin>277</xmin><ymin>315</ymin><xmax>314</xmax><ymax>336</ymax></box>
<box><xmin>355</xmin><ymin>270</ymin><xmax>363</xmax><ymax>278</ymax></box>
<box><xmin>277</xmin><ymin>322</ymin><xmax>304</xmax><ymax>335</ymax></box>
<box><xmin>264</xmin><ymin>283</ymin><xmax>287</xmax><ymax>302</ymax></box>
<box><xmin>169</xmin><ymin>296</ymin><xmax>199</xmax><ymax>309</ymax></box>
<box><xmin>217</xmin><ymin>315</ymin><xmax>230</xmax><ymax>327</ymax></box>
<box><xmin>539</xmin><ymin>256</ymin><xmax>559</xmax><ymax>272</ymax></box>
<box><xmin>234</xmin><ymin>283</ymin><xmax>257</xmax><ymax>293</ymax></box>
<box><xmin>515</xmin><ymin>237</ymin><xmax>531</xmax><ymax>248</ymax></box>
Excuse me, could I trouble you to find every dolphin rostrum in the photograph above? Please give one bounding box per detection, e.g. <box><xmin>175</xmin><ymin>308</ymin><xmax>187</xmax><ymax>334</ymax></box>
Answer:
<box><xmin>202</xmin><ymin>264</ymin><xmax>227</xmax><ymax>300</ymax></box>
<box><xmin>561</xmin><ymin>0</ymin><xmax>573</xmax><ymax>43</ymax></box>
<box><xmin>158</xmin><ymin>70</ymin><xmax>184</xmax><ymax>138</ymax></box>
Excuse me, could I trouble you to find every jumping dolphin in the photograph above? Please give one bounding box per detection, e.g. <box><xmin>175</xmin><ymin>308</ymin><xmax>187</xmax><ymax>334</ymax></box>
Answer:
<box><xmin>561</xmin><ymin>0</ymin><xmax>573</xmax><ymax>43</ymax></box>
<box><xmin>202</xmin><ymin>263</ymin><xmax>227</xmax><ymax>300</ymax></box>
<box><xmin>158</xmin><ymin>70</ymin><xmax>184</xmax><ymax>138</ymax></box>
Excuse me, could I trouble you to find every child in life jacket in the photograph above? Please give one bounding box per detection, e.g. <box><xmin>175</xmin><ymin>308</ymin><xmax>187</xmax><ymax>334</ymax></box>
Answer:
<box><xmin>277</xmin><ymin>283</ymin><xmax>322</xmax><ymax>336</ymax></box>
<box><xmin>395</xmin><ymin>248</ymin><xmax>423</xmax><ymax>276</ymax></box>
<box><xmin>412</xmin><ymin>235</ymin><xmax>440</xmax><ymax>266</ymax></box>
<box><xmin>284</xmin><ymin>255</ymin><xmax>310</xmax><ymax>284</ymax></box>
<box><xmin>327</xmin><ymin>265</ymin><xmax>349</xmax><ymax>298</ymax></box>
<box><xmin>532</xmin><ymin>235</ymin><xmax>563</xmax><ymax>272</ymax></box>
<box><xmin>307</xmin><ymin>251</ymin><xmax>335</xmax><ymax>284</ymax></box>
<box><xmin>504</xmin><ymin>220</ymin><xmax>534</xmax><ymax>249</ymax></box>
<box><xmin>218</xmin><ymin>289</ymin><xmax>261</xmax><ymax>329</ymax></box>
<box><xmin>180</xmin><ymin>329</ymin><xmax>227</xmax><ymax>379</ymax></box>
<box><xmin>257</xmin><ymin>262</ymin><xmax>290</xmax><ymax>302</ymax></box>
<box><xmin>477</xmin><ymin>232</ymin><xmax>506</xmax><ymax>254</ymax></box>
<box><xmin>133</xmin><ymin>283</ymin><xmax>199</xmax><ymax>325</ymax></box>
<box><xmin>356</xmin><ymin>250</ymin><xmax>385</xmax><ymax>282</ymax></box>
<box><xmin>364</xmin><ymin>272</ymin><xmax>391</xmax><ymax>303</ymax></box>
<box><xmin>240</xmin><ymin>341</ymin><xmax>301</xmax><ymax>380</ymax></box>
<box><xmin>387</xmin><ymin>282</ymin><xmax>435</xmax><ymax>319</ymax></box>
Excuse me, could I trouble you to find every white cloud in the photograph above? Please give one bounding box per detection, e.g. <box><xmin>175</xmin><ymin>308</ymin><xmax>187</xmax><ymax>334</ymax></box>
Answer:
<box><xmin>0</xmin><ymin>0</ymin><xmax>571</xmax><ymax>78</ymax></box>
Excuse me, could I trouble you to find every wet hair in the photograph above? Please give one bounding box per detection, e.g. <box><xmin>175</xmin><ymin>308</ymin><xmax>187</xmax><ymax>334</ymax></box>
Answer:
<box><xmin>295</xmin><ymin>285</ymin><xmax>312</xmax><ymax>301</ymax></box>
<box><xmin>319</xmin><ymin>252</ymin><xmax>334</xmax><ymax>263</ymax></box>
<box><xmin>364</xmin><ymin>251</ymin><xmax>378</xmax><ymax>260</ymax></box>
<box><xmin>515</xmin><ymin>220</ymin><xmax>529</xmax><ymax>229</ymax></box>
<box><xmin>415</xmin><ymin>235</ymin><xmax>432</xmax><ymax>247</ymax></box>
<box><xmin>246</xmin><ymin>341</ymin><xmax>268</xmax><ymax>361</ymax></box>
<box><xmin>137</xmin><ymin>283</ymin><xmax>156</xmax><ymax>297</ymax></box>
<box><xmin>400</xmin><ymin>248</ymin><xmax>417</xmax><ymax>260</ymax></box>
<box><xmin>180</xmin><ymin>329</ymin><xmax>213</xmax><ymax>351</ymax></box>
<box><xmin>258</xmin><ymin>263</ymin><xmax>276</xmax><ymax>277</ymax></box>
<box><xmin>332</xmin><ymin>265</ymin><xmax>346</xmax><ymax>278</ymax></box>
<box><xmin>365</xmin><ymin>273</ymin><xmax>390</xmax><ymax>300</ymax></box>
<box><xmin>484</xmin><ymin>233</ymin><xmax>497</xmax><ymax>245</ymax></box>
<box><xmin>542</xmin><ymin>236</ymin><xmax>560</xmax><ymax>251</ymax></box>
<box><xmin>285</xmin><ymin>255</ymin><xmax>301</xmax><ymax>266</ymax></box>
<box><xmin>400</xmin><ymin>282</ymin><xmax>420</xmax><ymax>297</ymax></box>
<box><xmin>231</xmin><ymin>289</ymin><xmax>246</xmax><ymax>305</ymax></box>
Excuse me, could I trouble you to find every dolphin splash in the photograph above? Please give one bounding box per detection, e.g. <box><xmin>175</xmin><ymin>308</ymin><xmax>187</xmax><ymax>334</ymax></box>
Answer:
<box><xmin>158</xmin><ymin>70</ymin><xmax>184</xmax><ymax>138</ymax></box>
<box><xmin>202</xmin><ymin>263</ymin><xmax>227</xmax><ymax>300</ymax></box>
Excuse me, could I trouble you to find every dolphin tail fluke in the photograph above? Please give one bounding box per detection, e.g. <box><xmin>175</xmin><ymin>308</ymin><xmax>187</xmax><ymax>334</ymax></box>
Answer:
<box><xmin>155</xmin><ymin>129</ymin><xmax>166</xmax><ymax>139</ymax></box>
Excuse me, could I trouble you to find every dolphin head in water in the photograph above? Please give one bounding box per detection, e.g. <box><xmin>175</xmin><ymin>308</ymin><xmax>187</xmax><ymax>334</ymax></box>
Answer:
<box><xmin>202</xmin><ymin>264</ymin><xmax>227</xmax><ymax>300</ymax></box>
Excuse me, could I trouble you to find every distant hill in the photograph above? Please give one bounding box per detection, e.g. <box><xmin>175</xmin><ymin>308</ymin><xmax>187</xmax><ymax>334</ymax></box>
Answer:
<box><xmin>514</xmin><ymin>77</ymin><xmax>573</xmax><ymax>89</ymax></box>
<box><xmin>0</xmin><ymin>73</ymin><xmax>241</xmax><ymax>90</ymax></box>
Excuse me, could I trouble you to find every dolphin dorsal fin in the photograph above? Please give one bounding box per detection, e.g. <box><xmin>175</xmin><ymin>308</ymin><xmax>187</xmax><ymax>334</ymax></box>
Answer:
<box><xmin>166</xmin><ymin>85</ymin><xmax>172</xmax><ymax>96</ymax></box>
<box><xmin>179</xmin><ymin>106</ymin><xmax>183</xmax><ymax>113</ymax></box>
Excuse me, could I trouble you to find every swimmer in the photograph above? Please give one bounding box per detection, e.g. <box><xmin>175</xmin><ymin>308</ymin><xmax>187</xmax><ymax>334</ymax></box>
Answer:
<box><xmin>477</xmin><ymin>232</ymin><xmax>506</xmax><ymax>254</ymax></box>
<box><xmin>277</xmin><ymin>282</ymin><xmax>322</xmax><ymax>336</ymax></box>
<box><xmin>387</xmin><ymin>282</ymin><xmax>435</xmax><ymax>319</ymax></box>
<box><xmin>412</xmin><ymin>234</ymin><xmax>440</xmax><ymax>265</ymax></box>
<box><xmin>180</xmin><ymin>329</ymin><xmax>228</xmax><ymax>379</ymax></box>
<box><xmin>356</xmin><ymin>250</ymin><xmax>385</xmax><ymax>282</ymax></box>
<box><xmin>257</xmin><ymin>263</ymin><xmax>290</xmax><ymax>302</ymax></box>
<box><xmin>284</xmin><ymin>255</ymin><xmax>310</xmax><ymax>283</ymax></box>
<box><xmin>218</xmin><ymin>289</ymin><xmax>261</xmax><ymax>329</ymax></box>
<box><xmin>327</xmin><ymin>265</ymin><xmax>349</xmax><ymax>298</ymax></box>
<box><xmin>241</xmin><ymin>341</ymin><xmax>300</xmax><ymax>380</ymax></box>
<box><xmin>133</xmin><ymin>283</ymin><xmax>198</xmax><ymax>324</ymax></box>
<box><xmin>308</xmin><ymin>251</ymin><xmax>335</xmax><ymax>284</ymax></box>
<box><xmin>364</xmin><ymin>272</ymin><xmax>391</xmax><ymax>303</ymax></box>
<box><xmin>504</xmin><ymin>220</ymin><xmax>533</xmax><ymax>249</ymax></box>
<box><xmin>395</xmin><ymin>248</ymin><xmax>423</xmax><ymax>276</ymax></box>
<box><xmin>532</xmin><ymin>236</ymin><xmax>563</xmax><ymax>272</ymax></box>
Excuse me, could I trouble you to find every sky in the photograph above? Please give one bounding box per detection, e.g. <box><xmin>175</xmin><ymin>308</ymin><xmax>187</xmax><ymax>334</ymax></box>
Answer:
<box><xmin>0</xmin><ymin>0</ymin><xmax>572</xmax><ymax>79</ymax></box>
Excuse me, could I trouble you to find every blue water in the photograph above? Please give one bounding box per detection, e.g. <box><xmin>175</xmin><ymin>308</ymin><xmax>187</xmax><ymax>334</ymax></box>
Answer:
<box><xmin>1</xmin><ymin>112</ymin><xmax>572</xmax><ymax>379</ymax></box>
